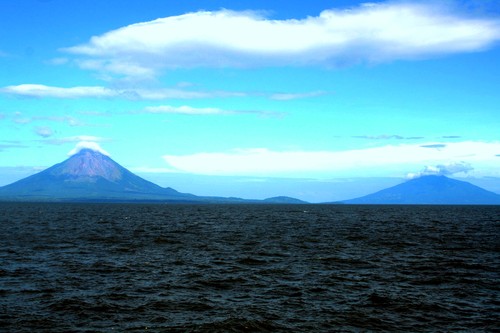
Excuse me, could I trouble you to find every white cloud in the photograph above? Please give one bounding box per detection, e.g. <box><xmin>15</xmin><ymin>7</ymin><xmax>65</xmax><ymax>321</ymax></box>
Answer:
<box><xmin>353</xmin><ymin>134</ymin><xmax>425</xmax><ymax>140</ymax></box>
<box><xmin>13</xmin><ymin>115</ymin><xmax>32</xmax><ymax>124</ymax></box>
<box><xmin>141</xmin><ymin>105</ymin><xmax>283</xmax><ymax>117</ymax></box>
<box><xmin>44</xmin><ymin>135</ymin><xmax>109</xmax><ymax>145</ymax></box>
<box><xmin>0</xmin><ymin>141</ymin><xmax>27</xmax><ymax>151</ymax></box>
<box><xmin>9</xmin><ymin>112</ymin><xmax>86</xmax><ymax>127</ymax></box>
<box><xmin>130</xmin><ymin>166</ymin><xmax>178</xmax><ymax>173</ymax></box>
<box><xmin>68</xmin><ymin>141</ymin><xmax>110</xmax><ymax>156</ymax></box>
<box><xmin>270</xmin><ymin>91</ymin><xmax>327</xmax><ymax>101</ymax></box>
<box><xmin>1</xmin><ymin>84</ymin><xmax>115</xmax><ymax>99</ymax></box>
<box><xmin>0</xmin><ymin>84</ymin><xmax>245</xmax><ymax>100</ymax></box>
<box><xmin>1</xmin><ymin>83</ymin><xmax>321</xmax><ymax>103</ymax></box>
<box><xmin>76</xmin><ymin>59</ymin><xmax>156</xmax><ymax>78</ymax></box>
<box><xmin>63</xmin><ymin>3</ymin><xmax>500</xmax><ymax>77</ymax></box>
<box><xmin>47</xmin><ymin>57</ymin><xmax>69</xmax><ymax>65</ymax></box>
<box><xmin>162</xmin><ymin>141</ymin><xmax>500</xmax><ymax>177</ymax></box>
<box><xmin>143</xmin><ymin>105</ymin><xmax>229</xmax><ymax>115</ymax></box>
<box><xmin>406</xmin><ymin>161</ymin><xmax>474</xmax><ymax>179</ymax></box>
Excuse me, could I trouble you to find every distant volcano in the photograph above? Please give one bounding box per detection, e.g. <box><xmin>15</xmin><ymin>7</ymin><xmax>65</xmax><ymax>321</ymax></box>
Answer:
<box><xmin>342</xmin><ymin>175</ymin><xmax>500</xmax><ymax>205</ymax></box>
<box><xmin>0</xmin><ymin>149</ymin><xmax>196</xmax><ymax>202</ymax></box>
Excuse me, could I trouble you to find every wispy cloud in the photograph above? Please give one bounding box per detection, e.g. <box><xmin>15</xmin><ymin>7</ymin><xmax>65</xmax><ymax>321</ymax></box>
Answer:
<box><xmin>35</xmin><ymin>115</ymin><xmax>85</xmax><ymax>126</ymax></box>
<box><xmin>130</xmin><ymin>166</ymin><xmax>178</xmax><ymax>174</ymax></box>
<box><xmin>270</xmin><ymin>91</ymin><xmax>327</xmax><ymax>101</ymax></box>
<box><xmin>162</xmin><ymin>141</ymin><xmax>500</xmax><ymax>177</ymax></box>
<box><xmin>0</xmin><ymin>84</ymin><xmax>245</xmax><ymax>100</ymax></box>
<box><xmin>0</xmin><ymin>141</ymin><xmax>28</xmax><ymax>151</ymax></box>
<box><xmin>10</xmin><ymin>112</ymin><xmax>86</xmax><ymax>127</ymax></box>
<box><xmin>143</xmin><ymin>105</ymin><xmax>230</xmax><ymax>115</ymax></box>
<box><xmin>353</xmin><ymin>134</ymin><xmax>425</xmax><ymax>140</ymax></box>
<box><xmin>1</xmin><ymin>83</ymin><xmax>325</xmax><ymax>103</ymax></box>
<box><xmin>141</xmin><ymin>105</ymin><xmax>284</xmax><ymax>117</ymax></box>
<box><xmin>13</xmin><ymin>114</ymin><xmax>32</xmax><ymax>124</ymax></box>
<box><xmin>420</xmin><ymin>144</ymin><xmax>447</xmax><ymax>149</ymax></box>
<box><xmin>43</xmin><ymin>135</ymin><xmax>110</xmax><ymax>145</ymax></box>
<box><xmin>62</xmin><ymin>3</ymin><xmax>500</xmax><ymax>78</ymax></box>
<box><xmin>47</xmin><ymin>57</ymin><xmax>69</xmax><ymax>65</ymax></box>
<box><xmin>2</xmin><ymin>84</ymin><xmax>115</xmax><ymax>99</ymax></box>
<box><xmin>78</xmin><ymin>110</ymin><xmax>113</xmax><ymax>117</ymax></box>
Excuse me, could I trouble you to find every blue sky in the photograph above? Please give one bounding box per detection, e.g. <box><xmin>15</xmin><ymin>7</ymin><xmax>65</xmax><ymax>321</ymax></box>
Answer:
<box><xmin>1</xmin><ymin>0</ymin><xmax>499</xmax><ymax>202</ymax></box>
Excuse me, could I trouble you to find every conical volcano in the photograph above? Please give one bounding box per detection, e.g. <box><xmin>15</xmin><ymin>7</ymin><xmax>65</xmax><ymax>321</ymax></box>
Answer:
<box><xmin>50</xmin><ymin>148</ymin><xmax>124</xmax><ymax>181</ymax></box>
<box><xmin>0</xmin><ymin>148</ymin><xmax>195</xmax><ymax>202</ymax></box>
<box><xmin>342</xmin><ymin>175</ymin><xmax>500</xmax><ymax>205</ymax></box>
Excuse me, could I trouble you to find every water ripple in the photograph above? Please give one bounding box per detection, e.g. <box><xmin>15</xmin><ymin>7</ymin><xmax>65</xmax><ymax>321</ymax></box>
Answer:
<box><xmin>1</xmin><ymin>203</ymin><xmax>499</xmax><ymax>332</ymax></box>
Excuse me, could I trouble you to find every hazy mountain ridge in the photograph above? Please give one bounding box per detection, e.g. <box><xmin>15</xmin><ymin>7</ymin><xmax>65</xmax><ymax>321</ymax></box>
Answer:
<box><xmin>263</xmin><ymin>196</ymin><xmax>308</xmax><ymax>204</ymax></box>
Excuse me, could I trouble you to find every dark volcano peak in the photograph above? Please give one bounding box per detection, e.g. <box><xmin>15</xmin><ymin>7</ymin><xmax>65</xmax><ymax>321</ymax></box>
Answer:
<box><xmin>72</xmin><ymin>148</ymin><xmax>108</xmax><ymax>157</ymax></box>
<box><xmin>51</xmin><ymin>149</ymin><xmax>123</xmax><ymax>181</ymax></box>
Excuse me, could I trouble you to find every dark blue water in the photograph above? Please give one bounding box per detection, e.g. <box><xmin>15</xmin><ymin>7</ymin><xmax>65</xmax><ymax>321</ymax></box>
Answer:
<box><xmin>0</xmin><ymin>203</ymin><xmax>499</xmax><ymax>332</ymax></box>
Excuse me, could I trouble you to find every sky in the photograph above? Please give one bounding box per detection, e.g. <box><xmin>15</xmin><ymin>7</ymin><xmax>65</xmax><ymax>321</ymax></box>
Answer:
<box><xmin>1</xmin><ymin>0</ymin><xmax>499</xmax><ymax>202</ymax></box>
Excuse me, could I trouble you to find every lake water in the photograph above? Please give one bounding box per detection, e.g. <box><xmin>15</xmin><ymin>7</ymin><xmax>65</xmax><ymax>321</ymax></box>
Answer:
<box><xmin>1</xmin><ymin>203</ymin><xmax>499</xmax><ymax>332</ymax></box>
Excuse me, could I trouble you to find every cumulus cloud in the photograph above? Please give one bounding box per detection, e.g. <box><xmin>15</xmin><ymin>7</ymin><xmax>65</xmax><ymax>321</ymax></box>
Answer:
<box><xmin>406</xmin><ymin>162</ymin><xmax>474</xmax><ymax>179</ymax></box>
<box><xmin>162</xmin><ymin>141</ymin><xmax>500</xmax><ymax>177</ymax></box>
<box><xmin>62</xmin><ymin>3</ymin><xmax>500</xmax><ymax>77</ymax></box>
<box><xmin>68</xmin><ymin>141</ymin><xmax>110</xmax><ymax>156</ymax></box>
